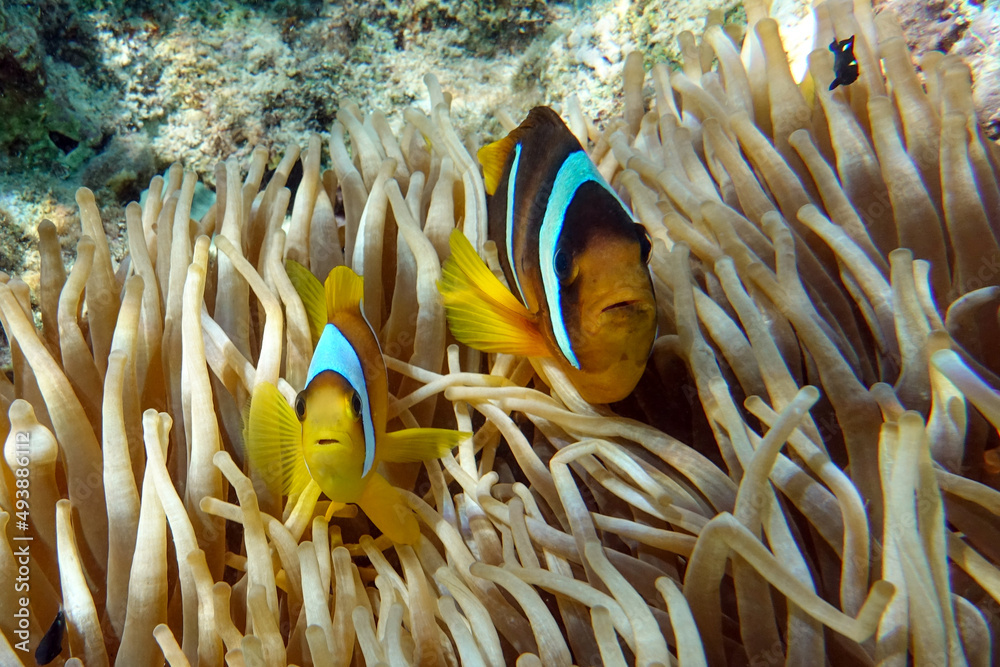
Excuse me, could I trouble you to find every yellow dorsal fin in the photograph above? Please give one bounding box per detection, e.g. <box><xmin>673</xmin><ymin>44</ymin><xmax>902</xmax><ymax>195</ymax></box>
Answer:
<box><xmin>243</xmin><ymin>382</ymin><xmax>312</xmax><ymax>496</ymax></box>
<box><xmin>286</xmin><ymin>260</ymin><xmax>326</xmax><ymax>346</ymax></box>
<box><xmin>477</xmin><ymin>135</ymin><xmax>517</xmax><ymax>196</ymax></box>
<box><xmin>477</xmin><ymin>107</ymin><xmax>570</xmax><ymax>196</ymax></box>
<box><xmin>438</xmin><ymin>229</ymin><xmax>549</xmax><ymax>357</ymax></box>
<box><xmin>325</xmin><ymin>265</ymin><xmax>365</xmax><ymax>320</ymax></box>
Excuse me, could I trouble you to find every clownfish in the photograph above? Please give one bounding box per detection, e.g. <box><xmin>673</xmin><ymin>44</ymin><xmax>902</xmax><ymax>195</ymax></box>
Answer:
<box><xmin>244</xmin><ymin>263</ymin><xmax>468</xmax><ymax>544</ymax></box>
<box><xmin>35</xmin><ymin>609</ymin><xmax>65</xmax><ymax>665</ymax></box>
<box><xmin>438</xmin><ymin>106</ymin><xmax>657</xmax><ymax>404</ymax></box>
<box><xmin>829</xmin><ymin>36</ymin><xmax>859</xmax><ymax>91</ymax></box>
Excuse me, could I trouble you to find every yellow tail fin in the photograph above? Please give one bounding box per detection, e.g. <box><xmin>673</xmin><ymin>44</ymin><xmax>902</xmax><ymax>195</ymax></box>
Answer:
<box><xmin>325</xmin><ymin>265</ymin><xmax>365</xmax><ymax>319</ymax></box>
<box><xmin>286</xmin><ymin>260</ymin><xmax>326</xmax><ymax>346</ymax></box>
<box><xmin>243</xmin><ymin>382</ymin><xmax>311</xmax><ymax>496</ymax></box>
<box><xmin>381</xmin><ymin>428</ymin><xmax>470</xmax><ymax>463</ymax></box>
<box><xmin>438</xmin><ymin>229</ymin><xmax>549</xmax><ymax>357</ymax></box>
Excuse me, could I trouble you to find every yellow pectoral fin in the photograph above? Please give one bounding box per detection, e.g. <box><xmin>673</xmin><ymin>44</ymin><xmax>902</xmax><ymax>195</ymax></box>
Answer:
<box><xmin>358</xmin><ymin>473</ymin><xmax>420</xmax><ymax>545</ymax></box>
<box><xmin>381</xmin><ymin>428</ymin><xmax>471</xmax><ymax>463</ymax></box>
<box><xmin>243</xmin><ymin>382</ymin><xmax>311</xmax><ymax>497</ymax></box>
<box><xmin>325</xmin><ymin>265</ymin><xmax>365</xmax><ymax>318</ymax></box>
<box><xmin>286</xmin><ymin>260</ymin><xmax>327</xmax><ymax>346</ymax></box>
<box><xmin>438</xmin><ymin>229</ymin><xmax>549</xmax><ymax>357</ymax></box>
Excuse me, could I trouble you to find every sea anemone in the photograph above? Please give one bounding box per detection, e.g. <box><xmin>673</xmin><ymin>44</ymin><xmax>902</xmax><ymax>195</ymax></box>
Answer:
<box><xmin>3</xmin><ymin>0</ymin><xmax>1000</xmax><ymax>664</ymax></box>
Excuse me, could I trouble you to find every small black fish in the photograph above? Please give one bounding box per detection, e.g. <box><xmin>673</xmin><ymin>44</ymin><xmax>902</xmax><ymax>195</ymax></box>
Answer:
<box><xmin>829</xmin><ymin>36</ymin><xmax>859</xmax><ymax>90</ymax></box>
<box><xmin>35</xmin><ymin>609</ymin><xmax>65</xmax><ymax>665</ymax></box>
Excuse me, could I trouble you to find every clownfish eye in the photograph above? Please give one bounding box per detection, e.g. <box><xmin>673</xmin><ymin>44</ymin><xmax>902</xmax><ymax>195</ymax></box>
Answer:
<box><xmin>639</xmin><ymin>228</ymin><xmax>652</xmax><ymax>263</ymax></box>
<box><xmin>294</xmin><ymin>393</ymin><xmax>306</xmax><ymax>422</ymax></box>
<box><xmin>554</xmin><ymin>249</ymin><xmax>573</xmax><ymax>283</ymax></box>
<box><xmin>350</xmin><ymin>391</ymin><xmax>363</xmax><ymax>419</ymax></box>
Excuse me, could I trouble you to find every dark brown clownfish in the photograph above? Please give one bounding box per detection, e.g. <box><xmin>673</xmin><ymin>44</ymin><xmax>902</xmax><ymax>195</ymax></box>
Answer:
<box><xmin>438</xmin><ymin>106</ymin><xmax>657</xmax><ymax>404</ymax></box>
<box><xmin>829</xmin><ymin>36</ymin><xmax>859</xmax><ymax>91</ymax></box>
<box><xmin>35</xmin><ymin>609</ymin><xmax>65</xmax><ymax>665</ymax></box>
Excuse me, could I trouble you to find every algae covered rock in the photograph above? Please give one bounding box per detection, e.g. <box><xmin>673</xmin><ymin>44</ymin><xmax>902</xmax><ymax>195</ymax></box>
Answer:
<box><xmin>391</xmin><ymin>0</ymin><xmax>551</xmax><ymax>54</ymax></box>
<box><xmin>0</xmin><ymin>5</ymin><xmax>77</xmax><ymax>168</ymax></box>
<box><xmin>0</xmin><ymin>2</ymin><xmax>110</xmax><ymax>173</ymax></box>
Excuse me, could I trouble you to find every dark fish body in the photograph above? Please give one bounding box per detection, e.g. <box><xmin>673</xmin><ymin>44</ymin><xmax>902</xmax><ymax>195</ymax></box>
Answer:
<box><xmin>440</xmin><ymin>106</ymin><xmax>657</xmax><ymax>404</ymax></box>
<box><xmin>829</xmin><ymin>36</ymin><xmax>859</xmax><ymax>90</ymax></box>
<box><xmin>484</xmin><ymin>108</ymin><xmax>650</xmax><ymax>320</ymax></box>
<box><xmin>35</xmin><ymin>609</ymin><xmax>65</xmax><ymax>665</ymax></box>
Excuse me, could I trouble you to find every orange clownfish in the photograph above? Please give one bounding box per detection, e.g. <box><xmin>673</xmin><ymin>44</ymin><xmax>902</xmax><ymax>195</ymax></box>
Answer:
<box><xmin>439</xmin><ymin>106</ymin><xmax>657</xmax><ymax>404</ymax></box>
<box><xmin>244</xmin><ymin>263</ymin><xmax>468</xmax><ymax>544</ymax></box>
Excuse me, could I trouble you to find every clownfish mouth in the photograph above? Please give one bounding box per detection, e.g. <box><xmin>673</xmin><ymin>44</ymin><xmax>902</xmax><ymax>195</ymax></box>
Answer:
<box><xmin>601</xmin><ymin>299</ymin><xmax>640</xmax><ymax>313</ymax></box>
<box><xmin>309</xmin><ymin>428</ymin><xmax>354</xmax><ymax>451</ymax></box>
<box><xmin>596</xmin><ymin>285</ymin><xmax>653</xmax><ymax>317</ymax></box>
